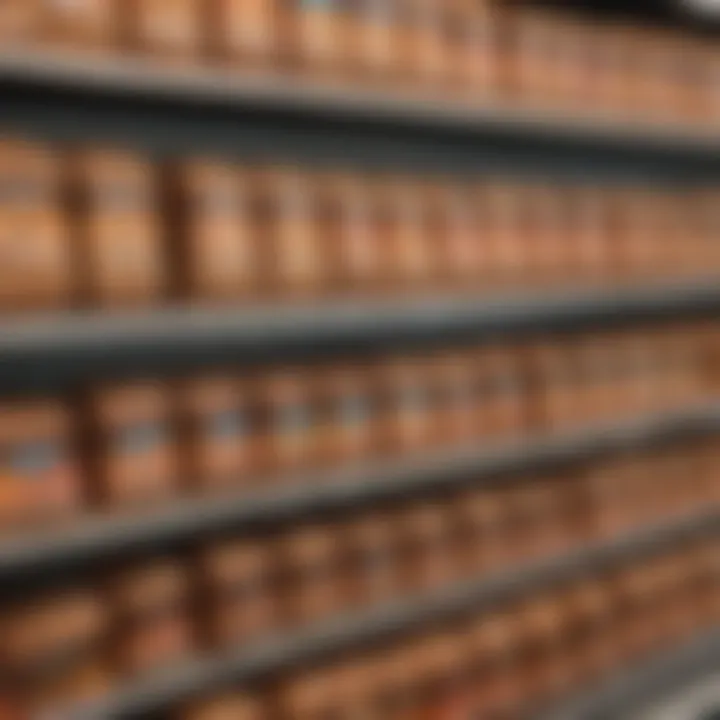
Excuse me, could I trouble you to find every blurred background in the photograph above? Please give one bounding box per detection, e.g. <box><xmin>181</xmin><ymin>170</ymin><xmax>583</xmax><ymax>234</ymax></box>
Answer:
<box><xmin>0</xmin><ymin>1</ymin><xmax>719</xmax><ymax>719</ymax></box>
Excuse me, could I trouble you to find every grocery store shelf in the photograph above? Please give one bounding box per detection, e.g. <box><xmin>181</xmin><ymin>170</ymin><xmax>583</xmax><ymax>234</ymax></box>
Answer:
<box><xmin>66</xmin><ymin>511</ymin><xmax>720</xmax><ymax>719</ymax></box>
<box><xmin>1</xmin><ymin>404</ymin><xmax>718</xmax><ymax>594</ymax></box>
<box><xmin>0</xmin><ymin>48</ymin><xmax>718</xmax><ymax>179</ymax></box>
<box><xmin>3</xmin><ymin>282</ymin><xmax>720</xmax><ymax>394</ymax></box>
<box><xmin>539</xmin><ymin>630</ymin><xmax>720</xmax><ymax>720</ymax></box>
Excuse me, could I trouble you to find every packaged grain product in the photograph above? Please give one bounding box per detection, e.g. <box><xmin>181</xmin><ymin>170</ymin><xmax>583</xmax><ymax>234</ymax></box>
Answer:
<box><xmin>71</xmin><ymin>149</ymin><xmax>165</xmax><ymax>308</ymax></box>
<box><xmin>258</xmin><ymin>167</ymin><xmax>324</xmax><ymax>299</ymax></box>
<box><xmin>342</xmin><ymin>512</ymin><xmax>397</xmax><ymax>608</ymax></box>
<box><xmin>172</xmin><ymin>160</ymin><xmax>256</xmax><ymax>303</ymax></box>
<box><xmin>86</xmin><ymin>382</ymin><xmax>177</xmax><ymax>507</ymax></box>
<box><xmin>0</xmin><ymin>138</ymin><xmax>72</xmax><ymax>311</ymax></box>
<box><xmin>279</xmin><ymin>524</ymin><xmax>340</xmax><ymax>625</ymax></box>
<box><xmin>179</xmin><ymin>693</ymin><xmax>266</xmax><ymax>720</ymax></box>
<box><xmin>125</xmin><ymin>0</ymin><xmax>201</xmax><ymax>58</ymax></box>
<box><xmin>0</xmin><ymin>400</ymin><xmax>82</xmax><ymax>532</ymax></box>
<box><xmin>198</xmin><ymin>538</ymin><xmax>275</xmax><ymax>647</ymax></box>
<box><xmin>261</xmin><ymin>367</ymin><xmax>318</xmax><ymax>476</ymax></box>
<box><xmin>41</xmin><ymin>0</ymin><xmax>117</xmax><ymax>49</ymax></box>
<box><xmin>376</xmin><ymin>357</ymin><xmax>433</xmax><ymax>455</ymax></box>
<box><xmin>0</xmin><ymin>592</ymin><xmax>109</xmax><ymax>714</ymax></box>
<box><xmin>315</xmin><ymin>363</ymin><xmax>375</xmax><ymax>466</ymax></box>
<box><xmin>208</xmin><ymin>0</ymin><xmax>278</xmax><ymax>69</ymax></box>
<box><xmin>180</xmin><ymin>376</ymin><xmax>255</xmax><ymax>493</ymax></box>
<box><xmin>319</xmin><ymin>172</ymin><xmax>382</xmax><ymax>297</ymax></box>
<box><xmin>0</xmin><ymin>1</ymin><xmax>39</xmax><ymax>43</ymax></box>
<box><xmin>109</xmin><ymin>559</ymin><xmax>192</xmax><ymax>674</ymax></box>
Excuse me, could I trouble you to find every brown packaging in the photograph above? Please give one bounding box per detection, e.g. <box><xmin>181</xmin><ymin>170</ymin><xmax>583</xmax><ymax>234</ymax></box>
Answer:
<box><xmin>41</xmin><ymin>0</ymin><xmax>117</xmax><ymax>49</ymax></box>
<box><xmin>125</xmin><ymin>0</ymin><xmax>201</xmax><ymax>58</ymax></box>
<box><xmin>0</xmin><ymin>592</ymin><xmax>109</xmax><ymax>713</ymax></box>
<box><xmin>430</xmin><ymin>352</ymin><xmax>479</xmax><ymax>446</ymax></box>
<box><xmin>0</xmin><ymin>400</ymin><xmax>82</xmax><ymax>532</ymax></box>
<box><xmin>179</xmin><ymin>693</ymin><xmax>265</xmax><ymax>720</ymax></box>
<box><xmin>395</xmin><ymin>502</ymin><xmax>453</xmax><ymax>594</ymax></box>
<box><xmin>198</xmin><ymin>538</ymin><xmax>274</xmax><ymax>647</ymax></box>
<box><xmin>208</xmin><ymin>0</ymin><xmax>278</xmax><ymax>69</ymax></box>
<box><xmin>256</xmin><ymin>167</ymin><xmax>324</xmax><ymax>299</ymax></box>
<box><xmin>0</xmin><ymin>138</ymin><xmax>72</xmax><ymax>312</ymax></box>
<box><xmin>343</xmin><ymin>513</ymin><xmax>397</xmax><ymax>608</ymax></box>
<box><xmin>172</xmin><ymin>160</ymin><xmax>256</xmax><ymax>304</ymax></box>
<box><xmin>319</xmin><ymin>172</ymin><xmax>381</xmax><ymax>297</ymax></box>
<box><xmin>0</xmin><ymin>1</ymin><xmax>39</xmax><ymax>43</ymax></box>
<box><xmin>476</xmin><ymin>345</ymin><xmax>526</xmax><ymax>440</ymax></box>
<box><xmin>279</xmin><ymin>524</ymin><xmax>339</xmax><ymax>626</ymax></box>
<box><xmin>71</xmin><ymin>149</ymin><xmax>165</xmax><ymax>308</ymax></box>
<box><xmin>261</xmin><ymin>367</ymin><xmax>318</xmax><ymax>476</ymax></box>
<box><xmin>377</xmin><ymin>357</ymin><xmax>434</xmax><ymax>455</ymax></box>
<box><xmin>180</xmin><ymin>377</ymin><xmax>255</xmax><ymax>493</ymax></box>
<box><xmin>289</xmin><ymin>0</ymin><xmax>350</xmax><ymax>76</ymax></box>
<box><xmin>85</xmin><ymin>382</ymin><xmax>177</xmax><ymax>507</ymax></box>
<box><xmin>315</xmin><ymin>363</ymin><xmax>375</xmax><ymax>466</ymax></box>
<box><xmin>108</xmin><ymin>559</ymin><xmax>192</xmax><ymax>674</ymax></box>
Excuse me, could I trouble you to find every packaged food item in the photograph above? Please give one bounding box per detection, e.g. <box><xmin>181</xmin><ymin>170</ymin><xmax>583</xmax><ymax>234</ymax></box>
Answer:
<box><xmin>208</xmin><ymin>0</ymin><xmax>277</xmax><ymax>68</ymax></box>
<box><xmin>0</xmin><ymin>1</ymin><xmax>39</xmax><ymax>43</ymax></box>
<box><xmin>41</xmin><ymin>0</ymin><xmax>117</xmax><ymax>49</ymax></box>
<box><xmin>376</xmin><ymin>357</ymin><xmax>434</xmax><ymax>455</ymax></box>
<box><xmin>343</xmin><ymin>512</ymin><xmax>397</xmax><ymax>608</ymax></box>
<box><xmin>429</xmin><ymin>351</ymin><xmax>479</xmax><ymax>446</ymax></box>
<box><xmin>354</xmin><ymin>0</ymin><xmax>397</xmax><ymax>83</ymax></box>
<box><xmin>198</xmin><ymin>538</ymin><xmax>275</xmax><ymax>647</ymax></box>
<box><xmin>180</xmin><ymin>376</ymin><xmax>255</xmax><ymax>493</ymax></box>
<box><xmin>108</xmin><ymin>559</ymin><xmax>192</xmax><ymax>674</ymax></box>
<box><xmin>125</xmin><ymin>0</ymin><xmax>201</xmax><ymax>58</ymax></box>
<box><xmin>256</xmin><ymin>167</ymin><xmax>324</xmax><ymax>299</ymax></box>
<box><xmin>172</xmin><ymin>160</ymin><xmax>256</xmax><ymax>303</ymax></box>
<box><xmin>395</xmin><ymin>502</ymin><xmax>453</xmax><ymax>593</ymax></box>
<box><xmin>443</xmin><ymin>0</ymin><xmax>497</xmax><ymax>96</ymax></box>
<box><xmin>0</xmin><ymin>138</ymin><xmax>72</xmax><ymax>311</ymax></box>
<box><xmin>376</xmin><ymin>177</ymin><xmax>433</xmax><ymax>293</ymax></box>
<box><xmin>290</xmin><ymin>0</ymin><xmax>351</xmax><ymax>76</ymax></box>
<box><xmin>319</xmin><ymin>172</ymin><xmax>382</xmax><ymax>297</ymax></box>
<box><xmin>467</xmin><ymin>613</ymin><xmax>520</xmax><ymax>718</ymax></box>
<box><xmin>515</xmin><ymin>596</ymin><xmax>569</xmax><ymax>706</ymax></box>
<box><xmin>568</xmin><ymin>186</ymin><xmax>609</xmax><ymax>286</ymax></box>
<box><xmin>315</xmin><ymin>363</ymin><xmax>375</xmax><ymax>466</ymax></box>
<box><xmin>277</xmin><ymin>666</ymin><xmax>342</xmax><ymax>720</ymax></box>
<box><xmin>0</xmin><ymin>592</ymin><xmax>109</xmax><ymax>714</ymax></box>
<box><xmin>71</xmin><ymin>148</ymin><xmax>165</xmax><ymax>308</ymax></box>
<box><xmin>179</xmin><ymin>693</ymin><xmax>266</xmax><ymax>720</ymax></box>
<box><xmin>449</xmin><ymin>487</ymin><xmax>508</xmax><ymax>576</ymax></box>
<box><xmin>279</xmin><ymin>523</ymin><xmax>340</xmax><ymax>626</ymax></box>
<box><xmin>397</xmin><ymin>0</ymin><xmax>445</xmax><ymax>88</ymax></box>
<box><xmin>476</xmin><ymin>344</ymin><xmax>526</xmax><ymax>440</ymax></box>
<box><xmin>0</xmin><ymin>399</ymin><xmax>82</xmax><ymax>532</ymax></box>
<box><xmin>85</xmin><ymin>382</ymin><xmax>177</xmax><ymax>507</ymax></box>
<box><xmin>426</xmin><ymin>182</ymin><xmax>484</xmax><ymax>292</ymax></box>
<box><xmin>261</xmin><ymin>367</ymin><xmax>318</xmax><ymax>477</ymax></box>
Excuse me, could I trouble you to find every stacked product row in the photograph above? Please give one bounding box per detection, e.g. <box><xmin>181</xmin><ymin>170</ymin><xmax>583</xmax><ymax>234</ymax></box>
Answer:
<box><xmin>177</xmin><ymin>536</ymin><xmax>720</xmax><ymax>720</ymax></box>
<box><xmin>1</xmin><ymin>2</ymin><xmax>718</xmax><ymax>128</ymax></box>
<box><xmin>3</xmin><ymin>136</ymin><xmax>720</xmax><ymax>312</ymax></box>
<box><xmin>2</xmin><ymin>321</ymin><xmax>716</xmax><ymax>534</ymax></box>
<box><xmin>2</xmin><ymin>443</ymin><xmax>718</xmax><ymax>718</ymax></box>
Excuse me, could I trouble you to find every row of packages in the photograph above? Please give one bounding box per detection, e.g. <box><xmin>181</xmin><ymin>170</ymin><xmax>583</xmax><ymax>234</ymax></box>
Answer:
<box><xmin>1</xmin><ymin>3</ymin><xmax>719</xmax><ymax>128</ymax></box>
<box><xmin>179</xmin><ymin>537</ymin><xmax>720</xmax><ymax>720</ymax></box>
<box><xmin>2</xmin><ymin>518</ymin><xmax>717</xmax><ymax>719</ymax></box>
<box><xmin>2</xmin><ymin>137</ymin><xmax>720</xmax><ymax>312</ymax></box>
<box><xmin>1</xmin><ymin>322</ymin><xmax>716</xmax><ymax>533</ymax></box>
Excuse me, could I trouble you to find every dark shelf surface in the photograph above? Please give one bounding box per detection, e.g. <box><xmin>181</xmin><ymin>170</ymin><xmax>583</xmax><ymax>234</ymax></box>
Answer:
<box><xmin>3</xmin><ymin>282</ymin><xmax>720</xmax><ymax>394</ymax></box>
<box><xmin>1</xmin><ymin>404</ymin><xmax>718</xmax><ymax>593</ymax></box>
<box><xmin>67</xmin><ymin>510</ymin><xmax>720</xmax><ymax>719</ymax></box>
<box><xmin>1</xmin><ymin>49</ymin><xmax>718</xmax><ymax>180</ymax></box>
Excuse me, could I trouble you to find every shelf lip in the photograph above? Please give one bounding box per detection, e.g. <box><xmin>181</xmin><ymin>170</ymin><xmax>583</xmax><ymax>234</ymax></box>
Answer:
<box><xmin>67</xmin><ymin>510</ymin><xmax>720</xmax><ymax>719</ymax></box>
<box><xmin>537</xmin><ymin>631</ymin><xmax>720</xmax><ymax>720</ymax></box>
<box><xmin>0</xmin><ymin>403</ymin><xmax>717</xmax><ymax>591</ymax></box>
<box><xmin>0</xmin><ymin>48</ymin><xmax>717</xmax><ymax>154</ymax></box>
<box><xmin>2</xmin><ymin>282</ymin><xmax>720</xmax><ymax>393</ymax></box>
